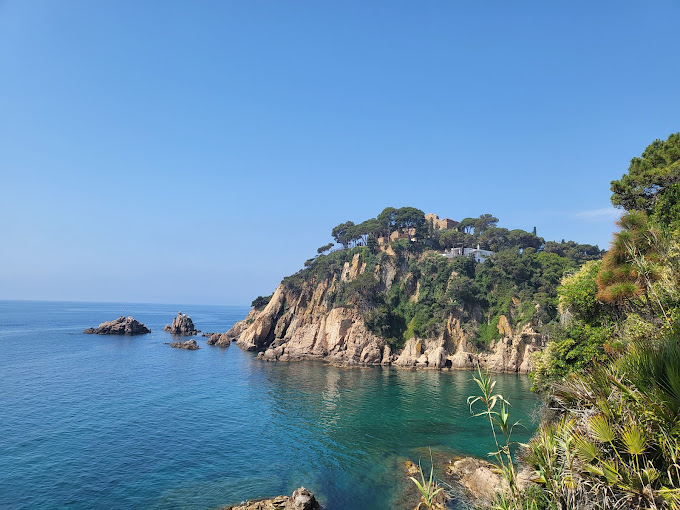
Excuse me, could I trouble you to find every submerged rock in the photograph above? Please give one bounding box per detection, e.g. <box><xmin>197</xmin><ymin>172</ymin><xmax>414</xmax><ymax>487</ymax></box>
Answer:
<box><xmin>404</xmin><ymin>460</ymin><xmax>420</xmax><ymax>476</ymax></box>
<box><xmin>403</xmin><ymin>459</ymin><xmax>448</xmax><ymax>510</ymax></box>
<box><xmin>83</xmin><ymin>316</ymin><xmax>151</xmax><ymax>335</ymax></box>
<box><xmin>169</xmin><ymin>339</ymin><xmax>200</xmax><ymax>350</ymax></box>
<box><xmin>446</xmin><ymin>457</ymin><xmax>507</xmax><ymax>505</ymax></box>
<box><xmin>222</xmin><ymin>487</ymin><xmax>320</xmax><ymax>510</ymax></box>
<box><xmin>163</xmin><ymin>312</ymin><xmax>200</xmax><ymax>336</ymax></box>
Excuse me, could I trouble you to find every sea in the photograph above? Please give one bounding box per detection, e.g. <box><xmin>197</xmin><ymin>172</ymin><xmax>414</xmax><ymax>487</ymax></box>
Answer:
<box><xmin>0</xmin><ymin>301</ymin><xmax>540</xmax><ymax>510</ymax></box>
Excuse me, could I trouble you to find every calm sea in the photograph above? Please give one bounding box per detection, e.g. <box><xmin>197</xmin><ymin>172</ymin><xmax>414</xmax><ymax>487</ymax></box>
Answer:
<box><xmin>0</xmin><ymin>301</ymin><xmax>539</xmax><ymax>510</ymax></box>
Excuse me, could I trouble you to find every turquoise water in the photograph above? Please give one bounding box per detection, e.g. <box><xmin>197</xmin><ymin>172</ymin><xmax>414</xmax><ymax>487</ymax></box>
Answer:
<box><xmin>0</xmin><ymin>301</ymin><xmax>540</xmax><ymax>509</ymax></box>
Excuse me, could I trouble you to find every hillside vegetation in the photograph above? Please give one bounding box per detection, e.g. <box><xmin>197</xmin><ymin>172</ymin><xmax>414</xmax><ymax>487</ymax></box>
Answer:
<box><xmin>268</xmin><ymin>207</ymin><xmax>602</xmax><ymax>352</ymax></box>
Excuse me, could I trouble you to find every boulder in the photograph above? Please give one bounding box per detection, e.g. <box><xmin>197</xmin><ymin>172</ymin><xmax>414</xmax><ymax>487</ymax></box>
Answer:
<box><xmin>427</xmin><ymin>346</ymin><xmax>447</xmax><ymax>368</ymax></box>
<box><xmin>222</xmin><ymin>487</ymin><xmax>320</xmax><ymax>510</ymax></box>
<box><xmin>404</xmin><ymin>460</ymin><xmax>420</xmax><ymax>476</ymax></box>
<box><xmin>83</xmin><ymin>316</ymin><xmax>151</xmax><ymax>335</ymax></box>
<box><xmin>395</xmin><ymin>338</ymin><xmax>422</xmax><ymax>366</ymax></box>
<box><xmin>169</xmin><ymin>339</ymin><xmax>200</xmax><ymax>350</ymax></box>
<box><xmin>446</xmin><ymin>457</ymin><xmax>506</xmax><ymax>505</ymax></box>
<box><xmin>289</xmin><ymin>488</ymin><xmax>319</xmax><ymax>510</ymax></box>
<box><xmin>163</xmin><ymin>312</ymin><xmax>200</xmax><ymax>336</ymax></box>
<box><xmin>206</xmin><ymin>332</ymin><xmax>233</xmax><ymax>346</ymax></box>
<box><xmin>404</xmin><ymin>459</ymin><xmax>448</xmax><ymax>510</ymax></box>
<box><xmin>381</xmin><ymin>344</ymin><xmax>393</xmax><ymax>365</ymax></box>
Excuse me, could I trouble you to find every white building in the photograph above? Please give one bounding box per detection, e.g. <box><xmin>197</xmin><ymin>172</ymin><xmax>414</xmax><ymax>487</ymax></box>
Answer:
<box><xmin>443</xmin><ymin>244</ymin><xmax>494</xmax><ymax>263</ymax></box>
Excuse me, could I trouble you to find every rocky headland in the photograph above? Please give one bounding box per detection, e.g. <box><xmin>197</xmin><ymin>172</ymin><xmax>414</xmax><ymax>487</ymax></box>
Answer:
<box><xmin>163</xmin><ymin>312</ymin><xmax>200</xmax><ymax>336</ymax></box>
<box><xmin>208</xmin><ymin>208</ymin><xmax>601</xmax><ymax>373</ymax></box>
<box><xmin>214</xmin><ymin>253</ymin><xmax>544</xmax><ymax>373</ymax></box>
<box><xmin>83</xmin><ymin>316</ymin><xmax>151</xmax><ymax>335</ymax></box>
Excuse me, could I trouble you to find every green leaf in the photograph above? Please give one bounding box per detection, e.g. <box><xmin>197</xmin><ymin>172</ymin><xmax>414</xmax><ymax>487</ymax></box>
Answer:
<box><xmin>589</xmin><ymin>415</ymin><xmax>615</xmax><ymax>443</ymax></box>
<box><xmin>621</xmin><ymin>424</ymin><xmax>647</xmax><ymax>456</ymax></box>
<box><xmin>573</xmin><ymin>434</ymin><xmax>599</xmax><ymax>462</ymax></box>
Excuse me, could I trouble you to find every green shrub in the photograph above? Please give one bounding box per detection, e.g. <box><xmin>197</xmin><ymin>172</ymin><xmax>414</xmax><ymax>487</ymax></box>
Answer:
<box><xmin>530</xmin><ymin>321</ymin><xmax>613</xmax><ymax>393</ymax></box>
<box><xmin>251</xmin><ymin>294</ymin><xmax>273</xmax><ymax>310</ymax></box>
<box><xmin>474</xmin><ymin>316</ymin><xmax>500</xmax><ymax>349</ymax></box>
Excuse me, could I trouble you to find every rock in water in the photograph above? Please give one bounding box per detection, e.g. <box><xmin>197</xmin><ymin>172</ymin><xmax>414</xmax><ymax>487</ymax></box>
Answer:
<box><xmin>83</xmin><ymin>316</ymin><xmax>151</xmax><ymax>335</ymax></box>
<box><xmin>222</xmin><ymin>487</ymin><xmax>320</xmax><ymax>510</ymax></box>
<box><xmin>206</xmin><ymin>332</ymin><xmax>232</xmax><ymax>346</ymax></box>
<box><xmin>170</xmin><ymin>339</ymin><xmax>200</xmax><ymax>350</ymax></box>
<box><xmin>446</xmin><ymin>457</ymin><xmax>507</xmax><ymax>505</ymax></box>
<box><xmin>163</xmin><ymin>312</ymin><xmax>200</xmax><ymax>336</ymax></box>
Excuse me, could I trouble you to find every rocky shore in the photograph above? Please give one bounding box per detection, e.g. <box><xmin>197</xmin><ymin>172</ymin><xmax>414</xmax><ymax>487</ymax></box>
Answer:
<box><xmin>83</xmin><ymin>316</ymin><xmax>151</xmax><ymax>335</ymax></box>
<box><xmin>403</xmin><ymin>454</ymin><xmax>532</xmax><ymax>509</ymax></box>
<box><xmin>220</xmin><ymin>456</ymin><xmax>517</xmax><ymax>510</ymax></box>
<box><xmin>445</xmin><ymin>457</ymin><xmax>507</xmax><ymax>506</ymax></box>
<box><xmin>213</xmin><ymin>260</ymin><xmax>544</xmax><ymax>373</ymax></box>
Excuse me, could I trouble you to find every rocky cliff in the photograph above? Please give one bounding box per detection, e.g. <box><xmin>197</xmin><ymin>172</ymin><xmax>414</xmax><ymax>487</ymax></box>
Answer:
<box><xmin>217</xmin><ymin>251</ymin><xmax>546</xmax><ymax>373</ymax></box>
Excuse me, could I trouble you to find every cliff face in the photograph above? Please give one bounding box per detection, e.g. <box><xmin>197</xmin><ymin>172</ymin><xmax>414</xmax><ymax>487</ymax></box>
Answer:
<box><xmin>221</xmin><ymin>252</ymin><xmax>546</xmax><ymax>373</ymax></box>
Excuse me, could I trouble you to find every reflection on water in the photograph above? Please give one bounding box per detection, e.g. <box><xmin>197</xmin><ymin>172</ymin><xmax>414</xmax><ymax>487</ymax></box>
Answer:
<box><xmin>0</xmin><ymin>301</ymin><xmax>539</xmax><ymax>510</ymax></box>
<box><xmin>255</xmin><ymin>362</ymin><xmax>538</xmax><ymax>510</ymax></box>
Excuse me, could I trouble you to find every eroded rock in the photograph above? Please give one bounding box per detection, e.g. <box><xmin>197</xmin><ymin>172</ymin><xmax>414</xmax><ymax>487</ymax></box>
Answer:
<box><xmin>222</xmin><ymin>487</ymin><xmax>320</xmax><ymax>510</ymax></box>
<box><xmin>205</xmin><ymin>332</ymin><xmax>232</xmax><ymax>346</ymax></box>
<box><xmin>83</xmin><ymin>316</ymin><xmax>151</xmax><ymax>335</ymax></box>
<box><xmin>403</xmin><ymin>459</ymin><xmax>448</xmax><ymax>510</ymax></box>
<box><xmin>446</xmin><ymin>457</ymin><xmax>507</xmax><ymax>505</ymax></box>
<box><xmin>169</xmin><ymin>339</ymin><xmax>200</xmax><ymax>350</ymax></box>
<box><xmin>404</xmin><ymin>460</ymin><xmax>420</xmax><ymax>476</ymax></box>
<box><xmin>227</xmin><ymin>261</ymin><xmax>544</xmax><ymax>372</ymax></box>
<box><xmin>163</xmin><ymin>312</ymin><xmax>200</xmax><ymax>336</ymax></box>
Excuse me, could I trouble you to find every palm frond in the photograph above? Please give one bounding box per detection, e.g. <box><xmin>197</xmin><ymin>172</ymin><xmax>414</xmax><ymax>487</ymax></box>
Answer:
<box><xmin>589</xmin><ymin>415</ymin><xmax>615</xmax><ymax>443</ymax></box>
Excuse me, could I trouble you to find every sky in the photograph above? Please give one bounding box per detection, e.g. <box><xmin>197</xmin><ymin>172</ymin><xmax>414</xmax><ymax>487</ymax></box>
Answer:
<box><xmin>1</xmin><ymin>1</ymin><xmax>679</xmax><ymax>305</ymax></box>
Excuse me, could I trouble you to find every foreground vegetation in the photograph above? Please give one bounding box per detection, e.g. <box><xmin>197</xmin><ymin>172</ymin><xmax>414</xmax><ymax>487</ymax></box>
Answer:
<box><xmin>465</xmin><ymin>133</ymin><xmax>680</xmax><ymax>510</ymax></box>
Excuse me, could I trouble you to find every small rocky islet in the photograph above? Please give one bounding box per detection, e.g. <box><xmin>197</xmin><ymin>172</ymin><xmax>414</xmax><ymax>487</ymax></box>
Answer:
<box><xmin>83</xmin><ymin>316</ymin><xmax>151</xmax><ymax>335</ymax></box>
<box><xmin>84</xmin><ymin>312</ymin><xmax>204</xmax><ymax>351</ymax></box>
<box><xmin>163</xmin><ymin>311</ymin><xmax>200</xmax><ymax>335</ymax></box>
<box><xmin>168</xmin><ymin>338</ymin><xmax>200</xmax><ymax>350</ymax></box>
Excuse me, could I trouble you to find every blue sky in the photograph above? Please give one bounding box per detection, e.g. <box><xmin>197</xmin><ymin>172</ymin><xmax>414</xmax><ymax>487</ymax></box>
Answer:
<box><xmin>1</xmin><ymin>1</ymin><xmax>679</xmax><ymax>305</ymax></box>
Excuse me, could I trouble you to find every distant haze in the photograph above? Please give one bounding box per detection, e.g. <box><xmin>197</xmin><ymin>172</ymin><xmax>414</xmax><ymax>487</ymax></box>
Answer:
<box><xmin>1</xmin><ymin>1</ymin><xmax>678</xmax><ymax>305</ymax></box>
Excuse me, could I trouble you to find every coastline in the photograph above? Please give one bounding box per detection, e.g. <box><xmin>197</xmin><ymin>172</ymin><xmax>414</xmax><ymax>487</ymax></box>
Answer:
<box><xmin>207</xmin><ymin>288</ymin><xmax>544</xmax><ymax>375</ymax></box>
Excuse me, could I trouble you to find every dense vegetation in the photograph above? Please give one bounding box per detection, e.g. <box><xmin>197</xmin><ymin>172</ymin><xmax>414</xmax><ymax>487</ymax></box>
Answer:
<box><xmin>531</xmin><ymin>132</ymin><xmax>680</xmax><ymax>393</ymax></box>
<box><xmin>280</xmin><ymin>206</ymin><xmax>601</xmax><ymax>350</ymax></box>
<box><xmin>469</xmin><ymin>132</ymin><xmax>680</xmax><ymax>510</ymax></box>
